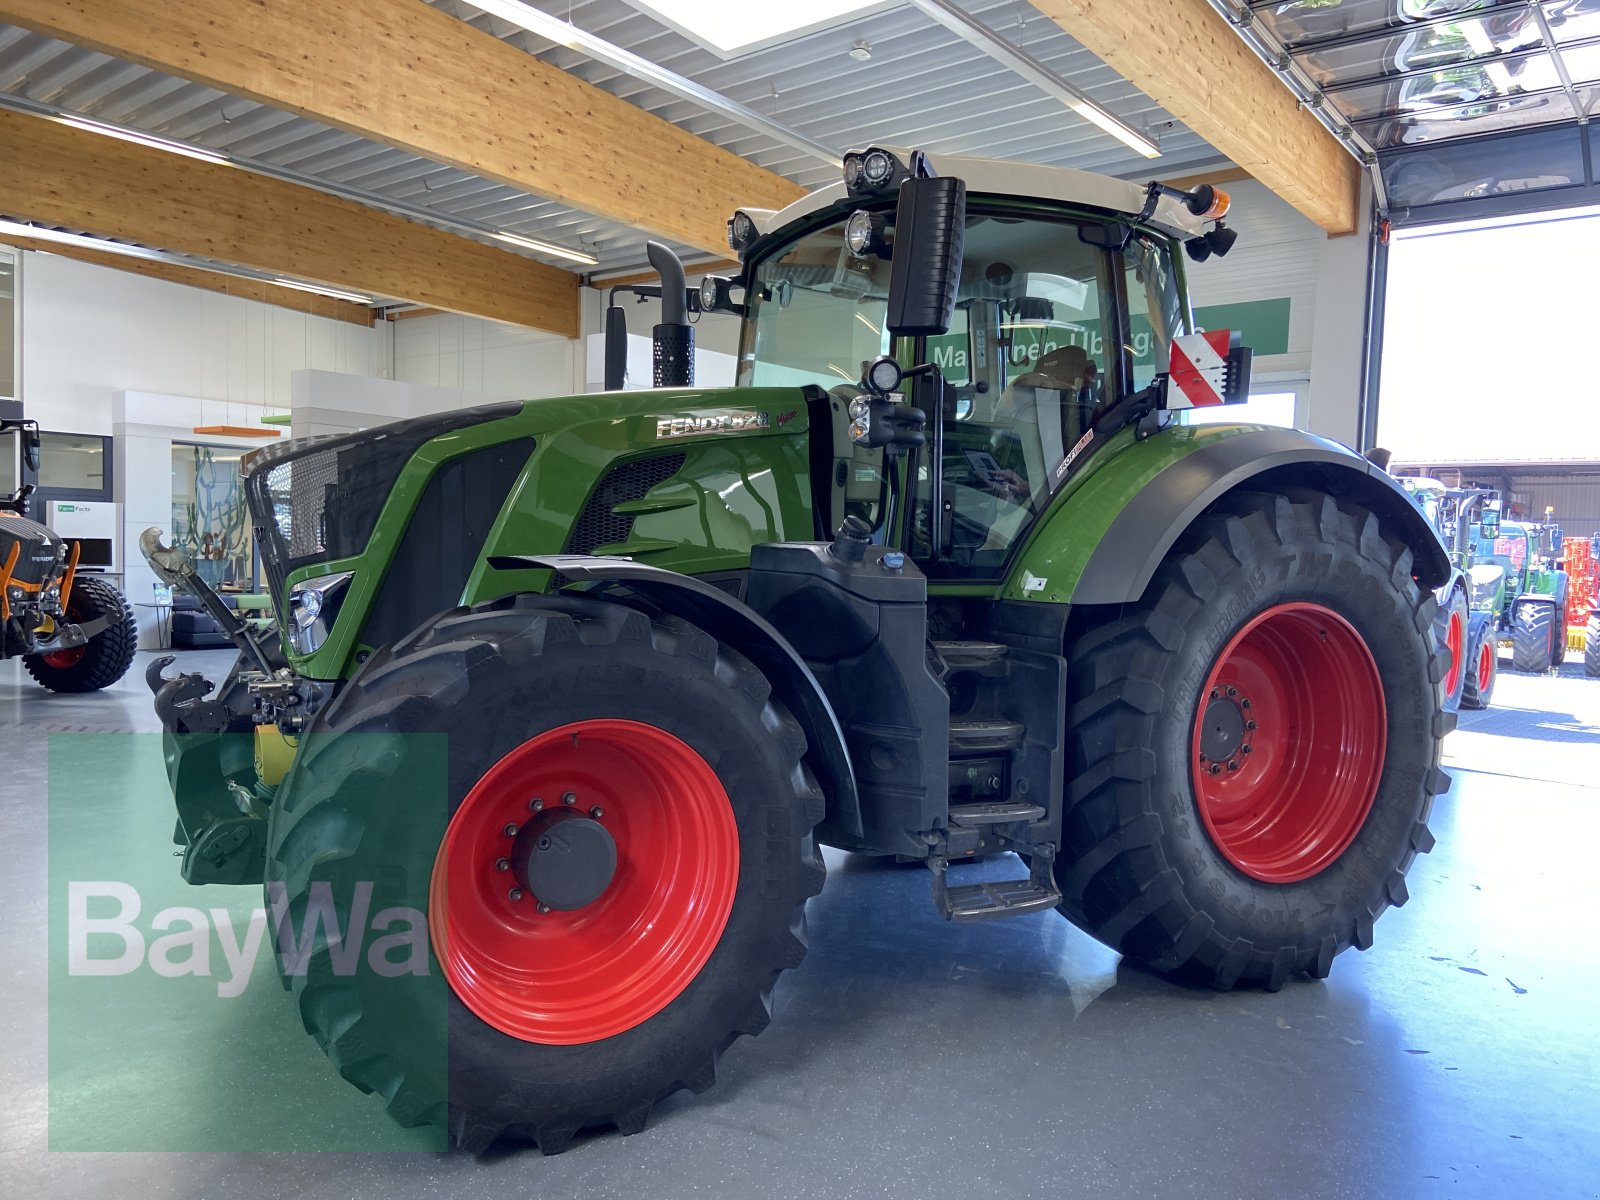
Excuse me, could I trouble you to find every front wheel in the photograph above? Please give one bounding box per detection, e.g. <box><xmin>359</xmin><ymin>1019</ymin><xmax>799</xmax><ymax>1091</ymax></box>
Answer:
<box><xmin>264</xmin><ymin>595</ymin><xmax>825</xmax><ymax>1153</ymax></box>
<box><xmin>1436</xmin><ymin>582</ymin><xmax>1469</xmax><ymax>713</ymax></box>
<box><xmin>1056</xmin><ymin>490</ymin><xmax>1450</xmax><ymax>990</ymax></box>
<box><xmin>1511</xmin><ymin>597</ymin><xmax>1558</xmax><ymax>672</ymax></box>
<box><xmin>1461</xmin><ymin>612</ymin><xmax>1497</xmax><ymax>709</ymax></box>
<box><xmin>1586</xmin><ymin>614</ymin><xmax>1600</xmax><ymax>679</ymax></box>
<box><xmin>23</xmin><ymin>576</ymin><xmax>137</xmax><ymax>692</ymax></box>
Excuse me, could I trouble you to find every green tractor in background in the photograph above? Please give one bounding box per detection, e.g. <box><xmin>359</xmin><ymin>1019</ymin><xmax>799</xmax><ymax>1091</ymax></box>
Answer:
<box><xmin>142</xmin><ymin>148</ymin><xmax>1454</xmax><ymax>1154</ymax></box>
<box><xmin>1471</xmin><ymin>505</ymin><xmax>1570</xmax><ymax>674</ymax></box>
<box><xmin>1398</xmin><ymin>479</ymin><xmax>1494</xmax><ymax>708</ymax></box>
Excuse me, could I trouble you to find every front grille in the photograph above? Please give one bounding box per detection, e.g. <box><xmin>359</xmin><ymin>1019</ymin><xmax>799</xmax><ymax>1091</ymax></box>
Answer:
<box><xmin>564</xmin><ymin>453</ymin><xmax>686</xmax><ymax>555</ymax></box>
<box><xmin>243</xmin><ymin>401</ymin><xmax>523</xmax><ymax>606</ymax></box>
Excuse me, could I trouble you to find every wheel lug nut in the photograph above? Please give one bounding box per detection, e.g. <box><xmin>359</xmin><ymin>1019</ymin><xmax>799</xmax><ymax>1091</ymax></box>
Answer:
<box><xmin>1228</xmin><ymin>760</ymin><xmax>1239</xmax><ymax>771</ymax></box>
<box><xmin>503</xmin><ymin>823</ymin><xmax>519</xmax><ymax>837</ymax></box>
<box><xmin>495</xmin><ymin>857</ymin><xmax>510</xmax><ymax>872</ymax></box>
<box><xmin>1226</xmin><ymin>686</ymin><xmax>1238</xmax><ymax>698</ymax></box>
<box><xmin>1209</xmin><ymin>764</ymin><xmax>1222</xmax><ymax>775</ymax></box>
<box><xmin>508</xmin><ymin>888</ymin><xmax>524</xmax><ymax>902</ymax></box>
<box><xmin>529</xmin><ymin>797</ymin><xmax>544</xmax><ymax>812</ymax></box>
<box><xmin>590</xmin><ymin>806</ymin><xmax>604</xmax><ymax>819</ymax></box>
<box><xmin>1242</xmin><ymin>745</ymin><xmax>1253</xmax><ymax>754</ymax></box>
<box><xmin>1241</xmin><ymin>698</ymin><xmax>1251</xmax><ymax>709</ymax></box>
<box><xmin>537</xmin><ymin>903</ymin><xmax>551</xmax><ymax>914</ymax></box>
<box><xmin>538</xmin><ymin>836</ymin><xmax>552</xmax><ymax>851</ymax></box>
<box><xmin>1211</xmin><ymin>688</ymin><xmax>1221</xmax><ymax>700</ymax></box>
<box><xmin>1198</xmin><ymin>754</ymin><xmax>1207</xmax><ymax>764</ymax></box>
<box><xmin>562</xmin><ymin>791</ymin><xmax>577</xmax><ymax>806</ymax></box>
<box><xmin>1245</xmin><ymin>720</ymin><xmax>1257</xmax><ymax>731</ymax></box>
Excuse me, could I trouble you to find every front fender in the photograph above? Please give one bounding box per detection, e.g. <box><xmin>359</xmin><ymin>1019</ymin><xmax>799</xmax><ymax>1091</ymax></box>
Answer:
<box><xmin>1005</xmin><ymin>424</ymin><xmax>1451</xmax><ymax>606</ymax></box>
<box><xmin>491</xmin><ymin>554</ymin><xmax>861</xmax><ymax>838</ymax></box>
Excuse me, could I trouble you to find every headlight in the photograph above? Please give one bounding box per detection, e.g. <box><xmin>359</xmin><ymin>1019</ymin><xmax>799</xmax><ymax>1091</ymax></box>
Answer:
<box><xmin>287</xmin><ymin>571</ymin><xmax>353</xmax><ymax>656</ymax></box>
<box><xmin>726</xmin><ymin>209</ymin><xmax>759</xmax><ymax>253</ymax></box>
<box><xmin>863</xmin><ymin>355</ymin><xmax>903</xmax><ymax>395</ymax></box>
<box><xmin>699</xmin><ymin>275</ymin><xmax>719</xmax><ymax>311</ymax></box>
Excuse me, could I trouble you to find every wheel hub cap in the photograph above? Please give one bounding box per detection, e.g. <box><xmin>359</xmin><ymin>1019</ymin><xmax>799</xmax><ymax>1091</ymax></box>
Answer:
<box><xmin>510</xmin><ymin>810</ymin><xmax>617</xmax><ymax>911</ymax></box>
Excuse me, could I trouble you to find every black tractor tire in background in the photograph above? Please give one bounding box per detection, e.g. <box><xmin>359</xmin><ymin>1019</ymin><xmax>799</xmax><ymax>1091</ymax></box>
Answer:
<box><xmin>1055</xmin><ymin>489</ymin><xmax>1450</xmax><ymax>991</ymax></box>
<box><xmin>1511</xmin><ymin>597</ymin><xmax>1559</xmax><ymax>673</ymax></box>
<box><xmin>1460</xmin><ymin>611</ymin><xmax>1497</xmax><ymax>710</ymax></box>
<box><xmin>1586</xmin><ymin>613</ymin><xmax>1600</xmax><ymax>679</ymax></box>
<box><xmin>264</xmin><ymin>594</ymin><xmax>825</xmax><ymax>1154</ymax></box>
<box><xmin>23</xmin><ymin>576</ymin><xmax>138</xmax><ymax>692</ymax></box>
<box><xmin>1436</xmin><ymin>582</ymin><xmax>1470</xmax><ymax>713</ymax></box>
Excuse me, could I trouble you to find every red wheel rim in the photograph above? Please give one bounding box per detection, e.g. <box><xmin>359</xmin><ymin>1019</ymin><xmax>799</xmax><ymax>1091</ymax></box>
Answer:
<box><xmin>1191</xmin><ymin>602</ymin><xmax>1386</xmax><ymax>884</ymax></box>
<box><xmin>1478</xmin><ymin>637</ymin><xmax>1494</xmax><ymax>688</ymax></box>
<box><xmin>1442</xmin><ymin>608</ymin><xmax>1465</xmax><ymax>697</ymax></box>
<box><xmin>429</xmin><ymin>719</ymin><xmax>739</xmax><ymax>1044</ymax></box>
<box><xmin>40</xmin><ymin>643</ymin><xmax>85</xmax><ymax>669</ymax></box>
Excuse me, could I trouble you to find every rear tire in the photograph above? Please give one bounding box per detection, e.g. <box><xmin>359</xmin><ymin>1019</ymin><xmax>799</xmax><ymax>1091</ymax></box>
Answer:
<box><xmin>23</xmin><ymin>576</ymin><xmax>137</xmax><ymax>692</ymax></box>
<box><xmin>1511</xmin><ymin>597</ymin><xmax>1558</xmax><ymax>672</ymax></box>
<box><xmin>1460</xmin><ymin>613</ymin><xmax>1497</xmax><ymax>709</ymax></box>
<box><xmin>1436</xmin><ymin>582</ymin><xmax>1469</xmax><ymax>713</ymax></box>
<box><xmin>264</xmin><ymin>594</ymin><xmax>825</xmax><ymax>1153</ymax></box>
<box><xmin>1055</xmin><ymin>490</ymin><xmax>1450</xmax><ymax>990</ymax></box>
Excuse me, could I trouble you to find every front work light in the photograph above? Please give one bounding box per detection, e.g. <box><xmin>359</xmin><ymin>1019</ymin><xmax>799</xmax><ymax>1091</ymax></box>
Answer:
<box><xmin>727</xmin><ymin>209</ymin><xmax>762</xmax><ymax>253</ymax></box>
<box><xmin>843</xmin><ymin>146</ymin><xmax>911</xmax><ymax>196</ymax></box>
<box><xmin>844</xmin><ymin>210</ymin><xmax>891</xmax><ymax>259</ymax></box>
<box><xmin>287</xmin><ymin>571</ymin><xmax>354</xmax><ymax>656</ymax></box>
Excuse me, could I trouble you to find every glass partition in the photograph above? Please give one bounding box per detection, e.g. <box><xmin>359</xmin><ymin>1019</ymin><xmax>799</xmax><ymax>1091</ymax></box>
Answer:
<box><xmin>172</xmin><ymin>443</ymin><xmax>253</xmax><ymax>588</ymax></box>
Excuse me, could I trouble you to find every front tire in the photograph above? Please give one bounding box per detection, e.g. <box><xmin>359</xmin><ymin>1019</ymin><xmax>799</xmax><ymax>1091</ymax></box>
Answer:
<box><xmin>1511</xmin><ymin>597</ymin><xmax>1558</xmax><ymax>672</ymax></box>
<box><xmin>1460</xmin><ymin>612</ymin><xmax>1497</xmax><ymax>709</ymax></box>
<box><xmin>264</xmin><ymin>595</ymin><xmax>825</xmax><ymax>1153</ymax></box>
<box><xmin>1056</xmin><ymin>490</ymin><xmax>1451</xmax><ymax>990</ymax></box>
<box><xmin>1586</xmin><ymin>613</ymin><xmax>1600</xmax><ymax>678</ymax></box>
<box><xmin>23</xmin><ymin>576</ymin><xmax>137</xmax><ymax>692</ymax></box>
<box><xmin>1436</xmin><ymin>581</ymin><xmax>1469</xmax><ymax>713</ymax></box>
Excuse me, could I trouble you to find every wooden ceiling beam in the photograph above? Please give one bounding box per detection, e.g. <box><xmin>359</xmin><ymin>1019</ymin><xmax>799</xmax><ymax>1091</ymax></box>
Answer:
<box><xmin>0</xmin><ymin>0</ymin><xmax>808</xmax><ymax>257</ymax></box>
<box><xmin>0</xmin><ymin>234</ymin><xmax>376</xmax><ymax>327</ymax></box>
<box><xmin>1032</xmin><ymin>0</ymin><xmax>1361</xmax><ymax>234</ymax></box>
<box><xmin>0</xmin><ymin>107</ymin><xmax>580</xmax><ymax>335</ymax></box>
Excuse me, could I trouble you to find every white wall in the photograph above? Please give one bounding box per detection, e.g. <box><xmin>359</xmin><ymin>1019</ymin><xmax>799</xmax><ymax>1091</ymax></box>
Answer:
<box><xmin>289</xmin><ymin>369</ymin><xmax>516</xmax><ymax>437</ymax></box>
<box><xmin>393</xmin><ymin>309</ymin><xmax>581</xmax><ymax>397</ymax></box>
<box><xmin>18</xmin><ymin>249</ymin><xmax>392</xmax><ymax>436</ymax></box>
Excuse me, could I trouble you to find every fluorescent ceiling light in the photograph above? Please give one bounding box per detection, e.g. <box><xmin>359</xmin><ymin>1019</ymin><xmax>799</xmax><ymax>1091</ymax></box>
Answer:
<box><xmin>466</xmin><ymin>1</ymin><xmax>839</xmax><ymax>162</ymax></box>
<box><xmin>54</xmin><ymin>114</ymin><xmax>231</xmax><ymax>166</ymax></box>
<box><xmin>492</xmin><ymin>229</ymin><xmax>599</xmax><ymax>265</ymax></box>
<box><xmin>1067</xmin><ymin>101</ymin><xmax>1161</xmax><ymax>160</ymax></box>
<box><xmin>271</xmin><ymin>277</ymin><xmax>374</xmax><ymax>304</ymax></box>
<box><xmin>908</xmin><ymin>0</ymin><xmax>1160</xmax><ymax>160</ymax></box>
<box><xmin>623</xmin><ymin>0</ymin><xmax>889</xmax><ymax>57</ymax></box>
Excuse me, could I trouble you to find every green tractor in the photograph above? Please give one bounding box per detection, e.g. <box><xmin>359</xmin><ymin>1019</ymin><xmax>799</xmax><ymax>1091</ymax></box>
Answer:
<box><xmin>1469</xmin><ymin>505</ymin><xmax>1570</xmax><ymax>674</ymax></box>
<box><xmin>1398</xmin><ymin>479</ymin><xmax>1498</xmax><ymax>708</ymax></box>
<box><xmin>143</xmin><ymin>148</ymin><xmax>1453</xmax><ymax>1154</ymax></box>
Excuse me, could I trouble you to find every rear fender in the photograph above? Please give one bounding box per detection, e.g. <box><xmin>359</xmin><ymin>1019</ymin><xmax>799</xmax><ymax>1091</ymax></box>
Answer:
<box><xmin>1024</xmin><ymin>426</ymin><xmax>1452</xmax><ymax>607</ymax></box>
<box><xmin>490</xmin><ymin>554</ymin><xmax>861</xmax><ymax>838</ymax></box>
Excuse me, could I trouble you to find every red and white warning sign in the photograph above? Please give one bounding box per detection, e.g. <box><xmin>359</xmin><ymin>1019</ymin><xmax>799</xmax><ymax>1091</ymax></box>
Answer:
<box><xmin>1166</xmin><ymin>329</ymin><xmax>1234</xmax><ymax>409</ymax></box>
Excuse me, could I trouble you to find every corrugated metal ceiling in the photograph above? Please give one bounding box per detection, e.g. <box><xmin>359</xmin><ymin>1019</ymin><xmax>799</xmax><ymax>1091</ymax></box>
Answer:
<box><xmin>0</xmin><ymin>0</ymin><xmax>1223</xmax><ymax>277</ymax></box>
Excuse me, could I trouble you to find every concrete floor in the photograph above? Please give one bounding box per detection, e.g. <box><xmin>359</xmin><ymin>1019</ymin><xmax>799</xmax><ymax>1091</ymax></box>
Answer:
<box><xmin>2</xmin><ymin>648</ymin><xmax>1597</xmax><ymax>1199</ymax></box>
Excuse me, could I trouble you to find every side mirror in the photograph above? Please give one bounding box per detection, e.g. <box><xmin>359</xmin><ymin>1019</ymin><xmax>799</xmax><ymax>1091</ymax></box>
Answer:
<box><xmin>885</xmin><ymin>175</ymin><xmax>966</xmax><ymax>339</ymax></box>
<box><xmin>22</xmin><ymin>427</ymin><xmax>39</xmax><ymax>474</ymax></box>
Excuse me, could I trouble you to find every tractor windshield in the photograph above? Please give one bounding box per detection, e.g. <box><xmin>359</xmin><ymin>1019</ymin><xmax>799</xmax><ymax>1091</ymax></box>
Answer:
<box><xmin>741</xmin><ymin>206</ymin><xmax>1185</xmax><ymax>577</ymax></box>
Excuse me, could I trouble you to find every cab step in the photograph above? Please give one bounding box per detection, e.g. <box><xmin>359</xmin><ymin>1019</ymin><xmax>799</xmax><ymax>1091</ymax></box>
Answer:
<box><xmin>949</xmin><ymin>801</ymin><xmax>1046</xmax><ymax>826</ymax></box>
<box><xmin>929</xmin><ymin>852</ymin><xmax>1061</xmax><ymax>922</ymax></box>
<box><xmin>938</xmin><ymin>876</ymin><xmax>1062</xmax><ymax>922</ymax></box>
<box><xmin>934</xmin><ymin>639</ymin><xmax>1009</xmax><ymax>672</ymax></box>
<box><xmin>949</xmin><ymin>717</ymin><xmax>1025</xmax><ymax>754</ymax></box>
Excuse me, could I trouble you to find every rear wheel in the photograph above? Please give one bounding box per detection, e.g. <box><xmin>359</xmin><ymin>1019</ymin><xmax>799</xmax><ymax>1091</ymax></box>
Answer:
<box><xmin>1056</xmin><ymin>490</ymin><xmax>1450</xmax><ymax>990</ymax></box>
<box><xmin>1511</xmin><ymin>597</ymin><xmax>1558</xmax><ymax>672</ymax></box>
<box><xmin>1460</xmin><ymin>613</ymin><xmax>1497</xmax><ymax>709</ymax></box>
<box><xmin>265</xmin><ymin>595</ymin><xmax>825</xmax><ymax>1153</ymax></box>
<box><xmin>23</xmin><ymin>576</ymin><xmax>137</xmax><ymax>692</ymax></box>
<box><xmin>1436</xmin><ymin>583</ymin><xmax>1469</xmax><ymax>713</ymax></box>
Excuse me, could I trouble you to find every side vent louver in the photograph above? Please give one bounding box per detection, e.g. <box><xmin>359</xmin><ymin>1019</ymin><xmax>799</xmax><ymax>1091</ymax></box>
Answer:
<box><xmin>564</xmin><ymin>453</ymin><xmax>687</xmax><ymax>555</ymax></box>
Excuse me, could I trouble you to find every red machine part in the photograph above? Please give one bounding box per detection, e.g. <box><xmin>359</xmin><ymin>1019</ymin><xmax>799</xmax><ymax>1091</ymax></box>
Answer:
<box><xmin>1565</xmin><ymin>536</ymin><xmax>1597</xmax><ymax>626</ymax></box>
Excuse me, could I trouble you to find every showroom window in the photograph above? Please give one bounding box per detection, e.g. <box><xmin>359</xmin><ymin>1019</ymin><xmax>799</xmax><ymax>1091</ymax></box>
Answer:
<box><xmin>171</xmin><ymin>443</ymin><xmax>253</xmax><ymax>587</ymax></box>
<box><xmin>38</xmin><ymin>431</ymin><xmax>112</xmax><ymax>498</ymax></box>
<box><xmin>1183</xmin><ymin>388</ymin><xmax>1299</xmax><ymax>429</ymax></box>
